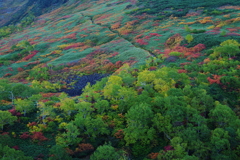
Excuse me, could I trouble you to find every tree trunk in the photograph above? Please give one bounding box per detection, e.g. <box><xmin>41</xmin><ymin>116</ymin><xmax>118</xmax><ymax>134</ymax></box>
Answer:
<box><xmin>9</xmin><ymin>91</ymin><xmax>14</xmax><ymax>105</ymax></box>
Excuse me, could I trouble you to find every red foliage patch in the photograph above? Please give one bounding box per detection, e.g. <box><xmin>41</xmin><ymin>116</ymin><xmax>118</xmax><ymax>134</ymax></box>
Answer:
<box><xmin>148</xmin><ymin>152</ymin><xmax>159</xmax><ymax>159</ymax></box>
<box><xmin>207</xmin><ymin>75</ymin><xmax>222</xmax><ymax>84</ymax></box>
<box><xmin>3</xmin><ymin>73</ymin><xmax>12</xmax><ymax>77</ymax></box>
<box><xmin>75</xmin><ymin>143</ymin><xmax>94</xmax><ymax>153</ymax></box>
<box><xmin>28</xmin><ymin>122</ymin><xmax>37</xmax><ymax>127</ymax></box>
<box><xmin>61</xmin><ymin>15</ymin><xmax>72</xmax><ymax>19</ymax></box>
<box><xmin>149</xmin><ymin>33</ymin><xmax>162</xmax><ymax>37</ymax></box>
<box><xmin>17</xmin><ymin>67</ymin><xmax>24</xmax><ymax>72</ymax></box>
<box><xmin>180</xmin><ymin>62</ymin><xmax>191</xmax><ymax>66</ymax></box>
<box><xmin>164</xmin><ymin>145</ymin><xmax>174</xmax><ymax>152</ymax></box>
<box><xmin>12</xmin><ymin>145</ymin><xmax>19</xmax><ymax>150</ymax></box>
<box><xmin>144</xmin><ymin>36</ymin><xmax>151</xmax><ymax>40</ymax></box>
<box><xmin>20</xmin><ymin>132</ymin><xmax>30</xmax><ymax>139</ymax></box>
<box><xmin>62</xmin><ymin>33</ymin><xmax>77</xmax><ymax>39</ymax></box>
<box><xmin>95</xmin><ymin>14</ymin><xmax>112</xmax><ymax>22</ymax></box>
<box><xmin>114</xmin><ymin>129</ymin><xmax>124</xmax><ymax>139</ymax></box>
<box><xmin>8</xmin><ymin>108</ymin><xmax>22</xmax><ymax>117</ymax></box>
<box><xmin>41</xmin><ymin>92</ymin><xmax>60</xmax><ymax>98</ymax></box>
<box><xmin>136</xmin><ymin>39</ymin><xmax>148</xmax><ymax>45</ymax></box>
<box><xmin>31</xmin><ymin>132</ymin><xmax>48</xmax><ymax>141</ymax></box>
<box><xmin>110</xmin><ymin>52</ymin><xmax>119</xmax><ymax>57</ymax></box>
<box><xmin>22</xmin><ymin>50</ymin><xmax>39</xmax><ymax>61</ymax></box>
<box><xmin>1</xmin><ymin>132</ymin><xmax>9</xmax><ymax>135</ymax></box>
<box><xmin>149</xmin><ymin>66</ymin><xmax>157</xmax><ymax>71</ymax></box>
<box><xmin>24</xmin><ymin>61</ymin><xmax>40</xmax><ymax>67</ymax></box>
<box><xmin>8</xmin><ymin>67</ymin><xmax>13</xmax><ymax>71</ymax></box>
<box><xmin>226</xmin><ymin>28</ymin><xmax>238</xmax><ymax>32</ymax></box>
<box><xmin>115</xmin><ymin>61</ymin><xmax>123</xmax><ymax>68</ymax></box>
<box><xmin>63</xmin><ymin>43</ymin><xmax>85</xmax><ymax>50</ymax></box>
<box><xmin>178</xmin><ymin>69</ymin><xmax>187</xmax><ymax>73</ymax></box>
<box><xmin>163</xmin><ymin>43</ymin><xmax>205</xmax><ymax>60</ymax></box>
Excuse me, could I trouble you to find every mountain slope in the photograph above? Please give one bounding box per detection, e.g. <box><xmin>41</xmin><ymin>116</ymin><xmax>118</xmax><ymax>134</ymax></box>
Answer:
<box><xmin>0</xmin><ymin>0</ymin><xmax>68</xmax><ymax>27</ymax></box>
<box><xmin>1</xmin><ymin>0</ymin><xmax>240</xmax><ymax>80</ymax></box>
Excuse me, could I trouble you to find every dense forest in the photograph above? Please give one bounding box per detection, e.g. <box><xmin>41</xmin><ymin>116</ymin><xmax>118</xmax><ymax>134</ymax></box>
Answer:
<box><xmin>0</xmin><ymin>0</ymin><xmax>240</xmax><ymax>159</ymax></box>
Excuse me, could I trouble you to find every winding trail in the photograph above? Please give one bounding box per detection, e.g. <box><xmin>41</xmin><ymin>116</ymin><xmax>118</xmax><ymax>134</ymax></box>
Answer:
<box><xmin>81</xmin><ymin>13</ymin><xmax>156</xmax><ymax>58</ymax></box>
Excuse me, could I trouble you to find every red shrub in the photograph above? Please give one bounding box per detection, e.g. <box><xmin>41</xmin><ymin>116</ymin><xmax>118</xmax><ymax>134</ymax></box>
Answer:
<box><xmin>12</xmin><ymin>146</ymin><xmax>19</xmax><ymax>150</ymax></box>
<box><xmin>8</xmin><ymin>109</ymin><xmax>22</xmax><ymax>117</ymax></box>
<box><xmin>61</xmin><ymin>15</ymin><xmax>72</xmax><ymax>19</ymax></box>
<box><xmin>63</xmin><ymin>43</ymin><xmax>84</xmax><ymax>50</ymax></box>
<box><xmin>8</xmin><ymin>67</ymin><xmax>13</xmax><ymax>71</ymax></box>
<box><xmin>20</xmin><ymin>132</ymin><xmax>30</xmax><ymax>139</ymax></box>
<box><xmin>110</xmin><ymin>52</ymin><xmax>119</xmax><ymax>57</ymax></box>
<box><xmin>149</xmin><ymin>33</ymin><xmax>162</xmax><ymax>37</ymax></box>
<box><xmin>148</xmin><ymin>152</ymin><xmax>159</xmax><ymax>159</ymax></box>
<box><xmin>114</xmin><ymin>129</ymin><xmax>124</xmax><ymax>139</ymax></box>
<box><xmin>62</xmin><ymin>33</ymin><xmax>77</xmax><ymax>39</ymax></box>
<box><xmin>30</xmin><ymin>132</ymin><xmax>48</xmax><ymax>141</ymax></box>
<box><xmin>115</xmin><ymin>61</ymin><xmax>123</xmax><ymax>68</ymax></box>
<box><xmin>136</xmin><ymin>39</ymin><xmax>148</xmax><ymax>45</ymax></box>
<box><xmin>207</xmin><ymin>75</ymin><xmax>222</xmax><ymax>84</ymax></box>
<box><xmin>1</xmin><ymin>132</ymin><xmax>9</xmax><ymax>135</ymax></box>
<box><xmin>17</xmin><ymin>67</ymin><xmax>24</xmax><ymax>72</ymax></box>
<box><xmin>178</xmin><ymin>69</ymin><xmax>187</xmax><ymax>73</ymax></box>
<box><xmin>111</xmin><ymin>22</ymin><xmax>121</xmax><ymax>29</ymax></box>
<box><xmin>164</xmin><ymin>145</ymin><xmax>174</xmax><ymax>152</ymax></box>
<box><xmin>28</xmin><ymin>122</ymin><xmax>37</xmax><ymax>127</ymax></box>
<box><xmin>180</xmin><ymin>62</ymin><xmax>191</xmax><ymax>66</ymax></box>
<box><xmin>75</xmin><ymin>143</ymin><xmax>94</xmax><ymax>153</ymax></box>
<box><xmin>144</xmin><ymin>36</ymin><xmax>151</xmax><ymax>40</ymax></box>
<box><xmin>22</xmin><ymin>51</ymin><xmax>38</xmax><ymax>61</ymax></box>
<box><xmin>25</xmin><ymin>61</ymin><xmax>40</xmax><ymax>67</ymax></box>
<box><xmin>149</xmin><ymin>66</ymin><xmax>157</xmax><ymax>71</ymax></box>
<box><xmin>134</xmin><ymin>34</ymin><xmax>143</xmax><ymax>39</ymax></box>
<box><xmin>3</xmin><ymin>73</ymin><xmax>12</xmax><ymax>77</ymax></box>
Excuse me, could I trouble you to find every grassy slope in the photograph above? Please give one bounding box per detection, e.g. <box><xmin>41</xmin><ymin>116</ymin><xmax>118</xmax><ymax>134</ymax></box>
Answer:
<box><xmin>1</xmin><ymin>0</ymin><xmax>240</xmax><ymax>79</ymax></box>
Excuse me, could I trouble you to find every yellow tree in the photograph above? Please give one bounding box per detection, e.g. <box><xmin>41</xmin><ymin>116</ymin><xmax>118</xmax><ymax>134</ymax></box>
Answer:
<box><xmin>103</xmin><ymin>75</ymin><xmax>123</xmax><ymax>100</ymax></box>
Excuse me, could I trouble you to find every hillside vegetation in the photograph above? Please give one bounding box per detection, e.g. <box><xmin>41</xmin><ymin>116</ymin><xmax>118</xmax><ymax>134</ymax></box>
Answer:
<box><xmin>0</xmin><ymin>0</ymin><xmax>240</xmax><ymax>159</ymax></box>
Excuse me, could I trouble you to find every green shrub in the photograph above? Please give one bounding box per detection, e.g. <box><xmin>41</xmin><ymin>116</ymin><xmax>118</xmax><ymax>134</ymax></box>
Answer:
<box><xmin>169</xmin><ymin>52</ymin><xmax>183</xmax><ymax>57</ymax></box>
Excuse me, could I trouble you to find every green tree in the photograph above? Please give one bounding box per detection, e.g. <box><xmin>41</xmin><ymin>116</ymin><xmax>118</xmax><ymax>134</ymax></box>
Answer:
<box><xmin>49</xmin><ymin>145</ymin><xmax>72</xmax><ymax>160</ymax></box>
<box><xmin>0</xmin><ymin>111</ymin><xmax>17</xmax><ymax>130</ymax></box>
<box><xmin>209</xmin><ymin>103</ymin><xmax>237</xmax><ymax>128</ymax></box>
<box><xmin>94</xmin><ymin>100</ymin><xmax>109</xmax><ymax>114</ymax></box>
<box><xmin>29</xmin><ymin>67</ymin><xmax>49</xmax><ymax>81</ymax></box>
<box><xmin>0</xmin><ymin>134</ymin><xmax>13</xmax><ymax>147</ymax></box>
<box><xmin>28</xmin><ymin>94</ymin><xmax>42</xmax><ymax>107</ymax></box>
<box><xmin>59</xmin><ymin>97</ymin><xmax>76</xmax><ymax>116</ymax></box>
<box><xmin>75</xmin><ymin>101</ymin><xmax>94</xmax><ymax>118</ymax></box>
<box><xmin>157</xmin><ymin>137</ymin><xmax>189</xmax><ymax>160</ymax></box>
<box><xmin>0</xmin><ymin>81</ymin><xmax>35</xmax><ymax>104</ymax></box>
<box><xmin>73</xmin><ymin>114</ymin><xmax>109</xmax><ymax>138</ymax></box>
<box><xmin>14</xmin><ymin>98</ymin><xmax>35</xmax><ymax>116</ymax></box>
<box><xmin>12</xmin><ymin>83</ymin><xmax>35</xmax><ymax>99</ymax></box>
<box><xmin>210</xmin><ymin>128</ymin><xmax>230</xmax><ymax>159</ymax></box>
<box><xmin>38</xmin><ymin>102</ymin><xmax>55</xmax><ymax>124</ymax></box>
<box><xmin>103</xmin><ymin>75</ymin><xmax>123</xmax><ymax>100</ymax></box>
<box><xmin>0</xmin><ymin>144</ymin><xmax>33</xmax><ymax>160</ymax></box>
<box><xmin>185</xmin><ymin>34</ymin><xmax>194</xmax><ymax>43</ymax></box>
<box><xmin>90</xmin><ymin>144</ymin><xmax>121</xmax><ymax>160</ymax></box>
<box><xmin>17</xmin><ymin>40</ymin><xmax>34</xmax><ymax>54</ymax></box>
<box><xmin>153</xmin><ymin>113</ymin><xmax>173</xmax><ymax>140</ymax></box>
<box><xmin>124</xmin><ymin>103</ymin><xmax>155</xmax><ymax>145</ymax></box>
<box><xmin>56</xmin><ymin>122</ymin><xmax>82</xmax><ymax>147</ymax></box>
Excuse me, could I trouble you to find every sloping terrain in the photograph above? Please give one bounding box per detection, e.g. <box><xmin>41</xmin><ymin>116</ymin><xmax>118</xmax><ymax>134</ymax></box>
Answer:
<box><xmin>0</xmin><ymin>0</ymin><xmax>240</xmax><ymax>159</ymax></box>
<box><xmin>0</xmin><ymin>0</ymin><xmax>68</xmax><ymax>27</ymax></box>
